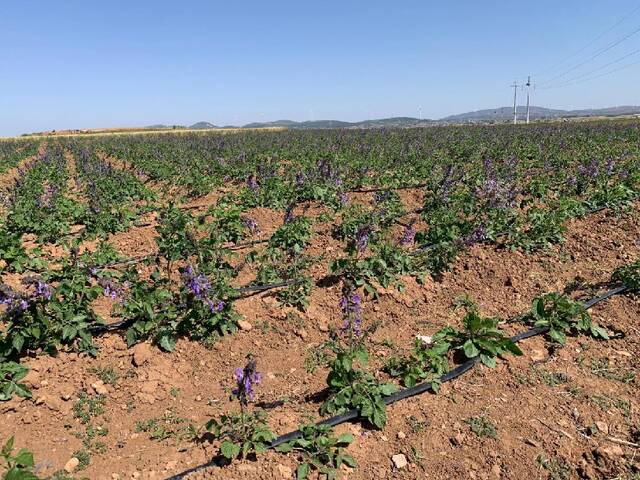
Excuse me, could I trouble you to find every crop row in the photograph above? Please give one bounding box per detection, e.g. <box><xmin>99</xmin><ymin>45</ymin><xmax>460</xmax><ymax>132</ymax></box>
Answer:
<box><xmin>1</xmin><ymin>121</ymin><xmax>640</xmax><ymax>477</ymax></box>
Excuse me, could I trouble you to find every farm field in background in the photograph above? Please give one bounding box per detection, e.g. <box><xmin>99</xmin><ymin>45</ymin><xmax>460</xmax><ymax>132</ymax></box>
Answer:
<box><xmin>0</xmin><ymin>120</ymin><xmax>639</xmax><ymax>480</ymax></box>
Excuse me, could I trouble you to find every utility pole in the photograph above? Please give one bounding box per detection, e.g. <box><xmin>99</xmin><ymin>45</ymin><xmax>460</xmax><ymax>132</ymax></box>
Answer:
<box><xmin>525</xmin><ymin>75</ymin><xmax>531</xmax><ymax>124</ymax></box>
<box><xmin>511</xmin><ymin>81</ymin><xmax>519</xmax><ymax>124</ymax></box>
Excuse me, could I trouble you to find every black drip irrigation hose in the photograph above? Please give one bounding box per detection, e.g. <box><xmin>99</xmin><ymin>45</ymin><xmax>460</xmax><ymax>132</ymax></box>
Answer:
<box><xmin>348</xmin><ymin>183</ymin><xmax>430</xmax><ymax>194</ymax></box>
<box><xmin>229</xmin><ymin>238</ymin><xmax>270</xmax><ymax>250</ymax></box>
<box><xmin>87</xmin><ymin>280</ymin><xmax>301</xmax><ymax>335</ymax></box>
<box><xmin>166</xmin><ymin>283</ymin><xmax>630</xmax><ymax>480</ymax></box>
<box><xmin>89</xmin><ymin>318</ymin><xmax>135</xmax><ymax>334</ymax></box>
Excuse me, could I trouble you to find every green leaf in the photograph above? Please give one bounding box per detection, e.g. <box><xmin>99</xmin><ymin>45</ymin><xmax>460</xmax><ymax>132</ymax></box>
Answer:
<box><xmin>296</xmin><ymin>463</ymin><xmax>310</xmax><ymax>480</ymax></box>
<box><xmin>220</xmin><ymin>440</ymin><xmax>241</xmax><ymax>460</ymax></box>
<box><xmin>548</xmin><ymin>328</ymin><xmax>566</xmax><ymax>345</ymax></box>
<box><xmin>342</xmin><ymin>454</ymin><xmax>357</xmax><ymax>468</ymax></box>
<box><xmin>2</xmin><ymin>436</ymin><xmax>14</xmax><ymax>456</ymax></box>
<box><xmin>591</xmin><ymin>325</ymin><xmax>609</xmax><ymax>340</ymax></box>
<box><xmin>480</xmin><ymin>354</ymin><xmax>496</xmax><ymax>368</ymax></box>
<box><xmin>13</xmin><ymin>449</ymin><xmax>35</xmax><ymax>468</ymax></box>
<box><xmin>462</xmin><ymin>340</ymin><xmax>479</xmax><ymax>358</ymax></box>
<box><xmin>11</xmin><ymin>335</ymin><xmax>24</xmax><ymax>354</ymax></box>
<box><xmin>12</xmin><ymin>383</ymin><xmax>32</xmax><ymax>399</ymax></box>
<box><xmin>379</xmin><ymin>383</ymin><xmax>397</xmax><ymax>396</ymax></box>
<box><xmin>503</xmin><ymin>341</ymin><xmax>523</xmax><ymax>356</ymax></box>
<box><xmin>371</xmin><ymin>404</ymin><xmax>387</xmax><ymax>429</ymax></box>
<box><xmin>158</xmin><ymin>334</ymin><xmax>176</xmax><ymax>352</ymax></box>
<box><xmin>335</xmin><ymin>433</ymin><xmax>354</xmax><ymax>445</ymax></box>
<box><xmin>275</xmin><ymin>442</ymin><xmax>293</xmax><ymax>453</ymax></box>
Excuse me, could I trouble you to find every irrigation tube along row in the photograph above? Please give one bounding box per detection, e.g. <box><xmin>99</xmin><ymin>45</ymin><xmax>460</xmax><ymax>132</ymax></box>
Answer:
<box><xmin>87</xmin><ymin>280</ymin><xmax>300</xmax><ymax>335</ymax></box>
<box><xmin>166</xmin><ymin>283</ymin><xmax>631</xmax><ymax>480</ymax></box>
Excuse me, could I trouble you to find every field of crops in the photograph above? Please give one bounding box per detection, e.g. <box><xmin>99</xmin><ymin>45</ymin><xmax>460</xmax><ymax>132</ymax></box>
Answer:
<box><xmin>0</xmin><ymin>120</ymin><xmax>639</xmax><ymax>479</ymax></box>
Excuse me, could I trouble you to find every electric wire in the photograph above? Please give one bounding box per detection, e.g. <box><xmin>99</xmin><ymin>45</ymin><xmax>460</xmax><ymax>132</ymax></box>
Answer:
<box><xmin>533</xmin><ymin>2</ymin><xmax>640</xmax><ymax>80</ymax></box>
<box><xmin>537</xmin><ymin>23</ymin><xmax>640</xmax><ymax>87</ymax></box>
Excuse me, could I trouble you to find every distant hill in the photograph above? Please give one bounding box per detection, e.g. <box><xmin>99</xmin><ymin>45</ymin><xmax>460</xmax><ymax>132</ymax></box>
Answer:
<box><xmin>189</xmin><ymin>121</ymin><xmax>218</xmax><ymax>129</ymax></box>
<box><xmin>241</xmin><ymin>117</ymin><xmax>433</xmax><ymax>129</ymax></box>
<box><xmin>236</xmin><ymin>106</ymin><xmax>640</xmax><ymax>129</ymax></box>
<box><xmin>440</xmin><ymin>105</ymin><xmax>640</xmax><ymax>123</ymax></box>
<box><xmin>38</xmin><ymin>105</ymin><xmax>638</xmax><ymax>138</ymax></box>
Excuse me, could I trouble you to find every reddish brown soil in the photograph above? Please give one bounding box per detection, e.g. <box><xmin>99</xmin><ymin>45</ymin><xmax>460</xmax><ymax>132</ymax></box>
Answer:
<box><xmin>1</xmin><ymin>189</ymin><xmax>639</xmax><ymax>480</ymax></box>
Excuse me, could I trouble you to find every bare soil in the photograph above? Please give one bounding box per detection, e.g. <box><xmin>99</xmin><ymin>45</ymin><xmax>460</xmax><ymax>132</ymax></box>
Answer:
<box><xmin>1</xmin><ymin>188</ymin><xmax>639</xmax><ymax>480</ymax></box>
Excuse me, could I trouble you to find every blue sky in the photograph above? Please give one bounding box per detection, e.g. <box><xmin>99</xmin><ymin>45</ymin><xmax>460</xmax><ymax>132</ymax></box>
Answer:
<box><xmin>1</xmin><ymin>0</ymin><xmax>639</xmax><ymax>136</ymax></box>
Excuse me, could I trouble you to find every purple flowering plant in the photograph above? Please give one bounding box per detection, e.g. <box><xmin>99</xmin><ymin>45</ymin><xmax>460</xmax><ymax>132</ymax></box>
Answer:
<box><xmin>321</xmin><ymin>285</ymin><xmax>397</xmax><ymax>429</ymax></box>
<box><xmin>1</xmin><ymin>271</ymin><xmax>101</xmax><ymax>357</ymax></box>
<box><xmin>205</xmin><ymin>356</ymin><xmax>275</xmax><ymax>460</ymax></box>
<box><xmin>175</xmin><ymin>264</ymin><xmax>239</xmax><ymax>344</ymax></box>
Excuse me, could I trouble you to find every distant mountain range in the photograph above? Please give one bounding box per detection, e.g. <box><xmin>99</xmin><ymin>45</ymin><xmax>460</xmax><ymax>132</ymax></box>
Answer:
<box><xmin>146</xmin><ymin>105</ymin><xmax>640</xmax><ymax>131</ymax></box>
<box><xmin>440</xmin><ymin>105</ymin><xmax>640</xmax><ymax>123</ymax></box>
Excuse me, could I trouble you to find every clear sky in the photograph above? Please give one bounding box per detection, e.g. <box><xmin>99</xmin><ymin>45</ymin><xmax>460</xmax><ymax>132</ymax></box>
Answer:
<box><xmin>1</xmin><ymin>0</ymin><xmax>640</xmax><ymax>136</ymax></box>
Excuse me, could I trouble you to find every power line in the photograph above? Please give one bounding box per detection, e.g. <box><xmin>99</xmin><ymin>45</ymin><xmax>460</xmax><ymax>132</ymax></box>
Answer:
<box><xmin>534</xmin><ymin>3</ymin><xmax>640</xmax><ymax>79</ymax></box>
<box><xmin>539</xmin><ymin>57</ymin><xmax>640</xmax><ymax>90</ymax></box>
<box><xmin>537</xmin><ymin>23</ymin><xmax>640</xmax><ymax>87</ymax></box>
<box><xmin>539</xmin><ymin>47</ymin><xmax>640</xmax><ymax>89</ymax></box>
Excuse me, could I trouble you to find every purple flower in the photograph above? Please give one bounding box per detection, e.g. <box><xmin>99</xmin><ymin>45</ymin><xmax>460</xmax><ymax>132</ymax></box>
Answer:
<box><xmin>463</xmin><ymin>225</ymin><xmax>487</xmax><ymax>246</ymax></box>
<box><xmin>339</xmin><ymin>192</ymin><xmax>349</xmax><ymax>206</ymax></box>
<box><xmin>578</xmin><ymin>160</ymin><xmax>599</xmax><ymax>180</ymax></box>
<box><xmin>242</xmin><ymin>217</ymin><xmax>259</xmax><ymax>234</ymax></box>
<box><xmin>295</xmin><ymin>172</ymin><xmax>306</xmax><ymax>187</ymax></box>
<box><xmin>475</xmin><ymin>158</ymin><xmax>518</xmax><ymax>209</ymax></box>
<box><xmin>232</xmin><ymin>358</ymin><xmax>261</xmax><ymax>406</ymax></box>
<box><xmin>246</xmin><ymin>174</ymin><xmax>259</xmax><ymax>192</ymax></box>
<box><xmin>339</xmin><ymin>292</ymin><xmax>363</xmax><ymax>338</ymax></box>
<box><xmin>399</xmin><ymin>220</ymin><xmax>417</xmax><ymax>246</ymax></box>
<box><xmin>373</xmin><ymin>191</ymin><xmax>392</xmax><ymax>205</ymax></box>
<box><xmin>206</xmin><ymin>299</ymin><xmax>226</xmax><ymax>313</ymax></box>
<box><xmin>34</xmin><ymin>280</ymin><xmax>52</xmax><ymax>300</ymax></box>
<box><xmin>284</xmin><ymin>204</ymin><xmax>296</xmax><ymax>223</ymax></box>
<box><xmin>0</xmin><ymin>284</ymin><xmax>35</xmax><ymax>313</ymax></box>
<box><xmin>355</xmin><ymin>224</ymin><xmax>371</xmax><ymax>254</ymax></box>
<box><xmin>36</xmin><ymin>184</ymin><xmax>59</xmax><ymax>209</ymax></box>
<box><xmin>182</xmin><ymin>265</ymin><xmax>225</xmax><ymax>313</ymax></box>
<box><xmin>605</xmin><ymin>158</ymin><xmax>616</xmax><ymax>176</ymax></box>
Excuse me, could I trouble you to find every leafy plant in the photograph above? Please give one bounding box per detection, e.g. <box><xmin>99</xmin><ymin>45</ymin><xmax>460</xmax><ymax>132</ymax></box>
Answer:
<box><xmin>205</xmin><ymin>358</ymin><xmax>275</xmax><ymax>461</ymax></box>
<box><xmin>320</xmin><ymin>292</ymin><xmax>397</xmax><ymax>428</ymax></box>
<box><xmin>135</xmin><ymin>410</ymin><xmax>198</xmax><ymax>443</ymax></box>
<box><xmin>0</xmin><ymin>362</ymin><xmax>31</xmax><ymax>401</ymax></box>
<box><xmin>528</xmin><ymin>293</ymin><xmax>608</xmax><ymax>344</ymax></box>
<box><xmin>612</xmin><ymin>260</ymin><xmax>640</xmax><ymax>292</ymax></box>
<box><xmin>254</xmin><ymin>216</ymin><xmax>313</xmax><ymax>309</ymax></box>
<box><xmin>508</xmin><ymin>207</ymin><xmax>568</xmax><ymax>252</ymax></box>
<box><xmin>1</xmin><ymin>436</ymin><xmax>39</xmax><ymax>480</ymax></box>
<box><xmin>385</xmin><ymin>334</ymin><xmax>451</xmax><ymax>390</ymax></box>
<box><xmin>206</xmin><ymin>410</ymin><xmax>274</xmax><ymax>460</ymax></box>
<box><xmin>275</xmin><ymin>424</ymin><xmax>356</xmax><ymax>480</ymax></box>
<box><xmin>0</xmin><ymin>266</ymin><xmax>102</xmax><ymax>358</ymax></box>
<box><xmin>464</xmin><ymin>416</ymin><xmax>497</xmax><ymax>438</ymax></box>
<box><xmin>447</xmin><ymin>310</ymin><xmax>522</xmax><ymax>368</ymax></box>
<box><xmin>118</xmin><ymin>269</ymin><xmax>178</xmax><ymax>350</ymax></box>
<box><xmin>0</xmin><ymin>228</ymin><xmax>30</xmax><ymax>273</ymax></box>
